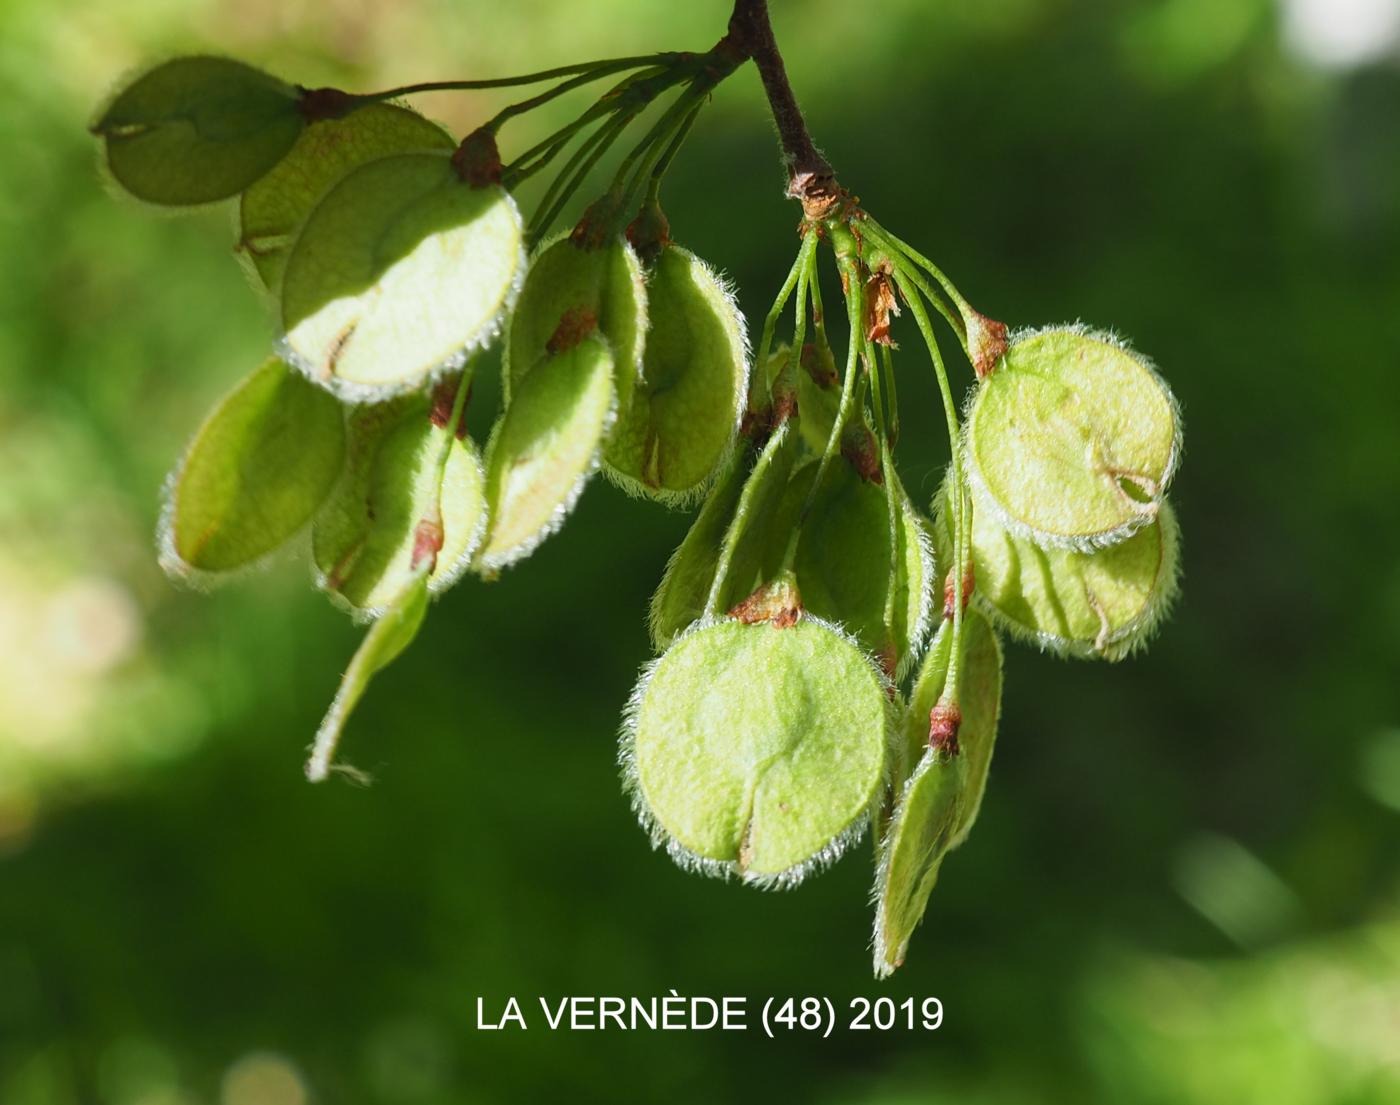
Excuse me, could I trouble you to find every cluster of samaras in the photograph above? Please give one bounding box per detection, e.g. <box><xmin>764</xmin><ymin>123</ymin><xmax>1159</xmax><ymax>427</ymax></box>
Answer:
<box><xmin>94</xmin><ymin>53</ymin><xmax>1181</xmax><ymax>976</ymax></box>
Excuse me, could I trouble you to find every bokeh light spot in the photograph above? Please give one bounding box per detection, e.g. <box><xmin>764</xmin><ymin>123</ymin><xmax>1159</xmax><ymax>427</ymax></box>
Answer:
<box><xmin>1359</xmin><ymin>728</ymin><xmax>1400</xmax><ymax>812</ymax></box>
<box><xmin>221</xmin><ymin>1052</ymin><xmax>309</xmax><ymax>1105</ymax></box>
<box><xmin>1173</xmin><ymin>832</ymin><xmax>1304</xmax><ymax>948</ymax></box>
<box><xmin>1281</xmin><ymin>0</ymin><xmax>1400</xmax><ymax>69</ymax></box>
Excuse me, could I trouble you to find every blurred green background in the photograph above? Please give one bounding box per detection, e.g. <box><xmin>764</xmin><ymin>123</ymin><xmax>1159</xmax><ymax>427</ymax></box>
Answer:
<box><xmin>2</xmin><ymin>0</ymin><xmax>1399</xmax><ymax>1101</ymax></box>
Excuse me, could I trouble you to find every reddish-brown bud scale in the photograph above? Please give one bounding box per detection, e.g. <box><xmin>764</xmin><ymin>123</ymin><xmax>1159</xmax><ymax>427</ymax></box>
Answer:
<box><xmin>865</xmin><ymin>267</ymin><xmax>900</xmax><ymax>347</ymax></box>
<box><xmin>546</xmin><ymin>307</ymin><xmax>598</xmax><ymax>355</ymax></box>
<box><xmin>928</xmin><ymin>700</ymin><xmax>962</xmax><ymax>758</ymax></box>
<box><xmin>796</xmin><ymin>184</ymin><xmax>841</xmax><ymax>221</ymax></box>
<box><xmin>429</xmin><ymin>377</ymin><xmax>458</xmax><ymax>429</ymax></box>
<box><xmin>451</xmin><ymin>127</ymin><xmax>502</xmax><ymax>188</ymax></box>
<box><xmin>800</xmin><ymin>342</ymin><xmax>838</xmax><ymax>388</ymax></box>
<box><xmin>875</xmin><ymin>641</ymin><xmax>898</xmax><ymax>685</ymax></box>
<box><xmin>771</xmin><ymin>382</ymin><xmax>798</xmax><ymax>426</ymax></box>
<box><xmin>625</xmin><ymin>203</ymin><xmax>671</xmax><ymax>264</ymax></box>
<box><xmin>740</xmin><ymin>406</ymin><xmax>774</xmax><ymax>441</ymax></box>
<box><xmin>570</xmin><ymin>194</ymin><xmax>623</xmax><ymax>251</ymax></box>
<box><xmin>841</xmin><ymin>424</ymin><xmax>882</xmax><ymax>484</ymax></box>
<box><xmin>410</xmin><ymin>517</ymin><xmax>444</xmax><ymax>572</ymax></box>
<box><xmin>298</xmin><ymin>86</ymin><xmax>357</xmax><ymax>122</ymax></box>
<box><xmin>943</xmin><ymin>563</ymin><xmax>975</xmax><ymax>619</ymax></box>
<box><xmin>728</xmin><ymin>578</ymin><xmax>802</xmax><ymax>628</ymax></box>
<box><xmin>967</xmin><ymin>310</ymin><xmax>1009</xmax><ymax>379</ymax></box>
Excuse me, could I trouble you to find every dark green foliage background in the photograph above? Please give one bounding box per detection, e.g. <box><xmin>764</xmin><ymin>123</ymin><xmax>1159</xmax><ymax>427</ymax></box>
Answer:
<box><xmin>1</xmin><ymin>1</ymin><xmax>1397</xmax><ymax>1101</ymax></box>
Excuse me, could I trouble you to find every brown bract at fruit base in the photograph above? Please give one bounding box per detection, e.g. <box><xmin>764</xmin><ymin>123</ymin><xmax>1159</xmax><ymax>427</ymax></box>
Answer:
<box><xmin>626</xmin><ymin>202</ymin><xmax>672</xmax><ymax>264</ymax></box>
<box><xmin>298</xmin><ymin>85</ymin><xmax>357</xmax><ymax>122</ymax></box>
<box><xmin>875</xmin><ymin>641</ymin><xmax>899</xmax><ymax>685</ymax></box>
<box><xmin>967</xmin><ymin>309</ymin><xmax>1009</xmax><ymax>379</ymax></box>
<box><xmin>429</xmin><ymin>376</ymin><xmax>472</xmax><ymax>437</ymax></box>
<box><xmin>728</xmin><ymin>576</ymin><xmax>803</xmax><ymax>628</ymax></box>
<box><xmin>929</xmin><ymin>700</ymin><xmax>962</xmax><ymax>758</ymax></box>
<box><xmin>452</xmin><ymin>126</ymin><xmax>503</xmax><ymax>188</ymax></box>
<box><xmin>800</xmin><ymin>341</ymin><xmax>838</xmax><ymax>387</ymax></box>
<box><xmin>841</xmin><ymin>423</ymin><xmax>883</xmax><ymax>484</ymax></box>
<box><xmin>865</xmin><ymin>265</ymin><xmax>900</xmax><ymax>347</ymax></box>
<box><xmin>943</xmin><ymin>563</ymin><xmax>975</xmax><ymax>618</ymax></box>
<box><xmin>410</xmin><ymin>517</ymin><xmax>445</xmax><ymax>573</ymax></box>
<box><xmin>545</xmin><ymin>306</ymin><xmax>598</xmax><ymax>354</ymax></box>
